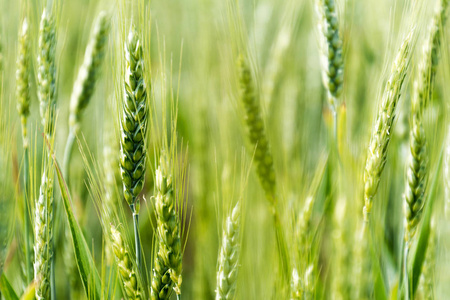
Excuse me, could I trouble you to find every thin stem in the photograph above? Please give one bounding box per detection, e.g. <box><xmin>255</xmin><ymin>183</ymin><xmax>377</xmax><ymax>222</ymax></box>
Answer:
<box><xmin>23</xmin><ymin>146</ymin><xmax>33</xmax><ymax>283</ymax></box>
<box><xmin>270</xmin><ymin>197</ymin><xmax>289</xmax><ymax>281</ymax></box>
<box><xmin>397</xmin><ymin>238</ymin><xmax>406</xmax><ymax>300</ymax></box>
<box><xmin>131</xmin><ymin>203</ymin><xmax>142</xmax><ymax>273</ymax></box>
<box><xmin>404</xmin><ymin>243</ymin><xmax>410</xmax><ymax>300</ymax></box>
<box><xmin>63</xmin><ymin>130</ymin><xmax>76</xmax><ymax>188</ymax></box>
<box><xmin>332</xmin><ymin>107</ymin><xmax>337</xmax><ymax>142</ymax></box>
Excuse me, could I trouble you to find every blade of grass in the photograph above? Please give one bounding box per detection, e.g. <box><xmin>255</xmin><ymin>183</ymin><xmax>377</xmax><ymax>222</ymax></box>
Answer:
<box><xmin>0</xmin><ymin>273</ymin><xmax>19</xmax><ymax>300</ymax></box>
<box><xmin>19</xmin><ymin>281</ymin><xmax>36</xmax><ymax>300</ymax></box>
<box><xmin>47</xmin><ymin>139</ymin><xmax>102</xmax><ymax>300</ymax></box>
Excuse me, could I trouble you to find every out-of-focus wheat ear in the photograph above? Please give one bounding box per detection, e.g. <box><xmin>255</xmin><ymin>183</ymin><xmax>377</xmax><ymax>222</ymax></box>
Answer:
<box><xmin>403</xmin><ymin>119</ymin><xmax>427</xmax><ymax>244</ymax></box>
<box><xmin>37</xmin><ymin>8</ymin><xmax>57</xmax><ymax>139</ymax></box>
<box><xmin>237</xmin><ymin>54</ymin><xmax>289</xmax><ymax>278</ymax></box>
<box><xmin>362</xmin><ymin>29</ymin><xmax>414</xmax><ymax>223</ymax></box>
<box><xmin>151</xmin><ymin>152</ymin><xmax>183</xmax><ymax>300</ymax></box>
<box><xmin>215</xmin><ymin>202</ymin><xmax>241</xmax><ymax>300</ymax></box>
<box><xmin>404</xmin><ymin>0</ymin><xmax>449</xmax><ymax>242</ymax></box>
<box><xmin>34</xmin><ymin>167</ymin><xmax>54</xmax><ymax>300</ymax></box>
<box><xmin>16</xmin><ymin>17</ymin><xmax>34</xmax><ymax>284</ymax></box>
<box><xmin>110</xmin><ymin>225</ymin><xmax>144</xmax><ymax>299</ymax></box>
<box><xmin>68</xmin><ymin>11</ymin><xmax>109</xmax><ymax>134</ymax></box>
<box><xmin>237</xmin><ymin>54</ymin><xmax>276</xmax><ymax>200</ymax></box>
<box><xmin>316</xmin><ymin>0</ymin><xmax>344</xmax><ymax>111</ymax></box>
<box><xmin>415</xmin><ymin>0</ymin><xmax>449</xmax><ymax>109</ymax></box>
<box><xmin>16</xmin><ymin>18</ymin><xmax>31</xmax><ymax>146</ymax></box>
<box><xmin>64</xmin><ymin>11</ymin><xmax>110</xmax><ymax>187</ymax></box>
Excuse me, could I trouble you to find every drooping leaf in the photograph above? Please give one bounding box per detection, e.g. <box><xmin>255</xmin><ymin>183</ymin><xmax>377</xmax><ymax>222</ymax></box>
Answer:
<box><xmin>49</xmin><ymin>148</ymin><xmax>101</xmax><ymax>300</ymax></box>
<box><xmin>0</xmin><ymin>273</ymin><xmax>19</xmax><ymax>300</ymax></box>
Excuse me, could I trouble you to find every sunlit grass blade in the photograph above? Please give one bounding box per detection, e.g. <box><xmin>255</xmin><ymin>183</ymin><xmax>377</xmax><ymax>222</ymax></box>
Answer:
<box><xmin>0</xmin><ymin>274</ymin><xmax>19</xmax><ymax>300</ymax></box>
<box><xmin>20</xmin><ymin>281</ymin><xmax>37</xmax><ymax>300</ymax></box>
<box><xmin>49</xmin><ymin>144</ymin><xmax>102</xmax><ymax>299</ymax></box>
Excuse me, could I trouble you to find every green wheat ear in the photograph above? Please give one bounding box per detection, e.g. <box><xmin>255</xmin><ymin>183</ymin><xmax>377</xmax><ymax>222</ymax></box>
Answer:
<box><xmin>404</xmin><ymin>0</ymin><xmax>448</xmax><ymax>244</ymax></box>
<box><xmin>363</xmin><ymin>29</ymin><xmax>414</xmax><ymax>222</ymax></box>
<box><xmin>37</xmin><ymin>8</ymin><xmax>57</xmax><ymax>138</ymax></box>
<box><xmin>119</xmin><ymin>25</ymin><xmax>148</xmax><ymax>207</ymax></box>
<box><xmin>151</xmin><ymin>152</ymin><xmax>183</xmax><ymax>300</ymax></box>
<box><xmin>215</xmin><ymin>202</ymin><xmax>241</xmax><ymax>300</ymax></box>
<box><xmin>16</xmin><ymin>18</ymin><xmax>31</xmax><ymax>146</ymax></box>
<box><xmin>69</xmin><ymin>11</ymin><xmax>110</xmax><ymax>133</ymax></box>
<box><xmin>316</xmin><ymin>0</ymin><xmax>344</xmax><ymax>110</ymax></box>
<box><xmin>34</xmin><ymin>168</ymin><xmax>54</xmax><ymax>300</ymax></box>
<box><xmin>237</xmin><ymin>54</ymin><xmax>276</xmax><ymax>201</ymax></box>
<box><xmin>110</xmin><ymin>225</ymin><xmax>144</xmax><ymax>299</ymax></box>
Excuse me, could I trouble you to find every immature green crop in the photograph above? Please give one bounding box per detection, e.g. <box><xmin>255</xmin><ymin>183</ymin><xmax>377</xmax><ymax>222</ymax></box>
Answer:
<box><xmin>316</xmin><ymin>0</ymin><xmax>344</xmax><ymax>110</ymax></box>
<box><xmin>16</xmin><ymin>18</ymin><xmax>31</xmax><ymax>145</ymax></box>
<box><xmin>69</xmin><ymin>11</ymin><xmax>109</xmax><ymax>134</ymax></box>
<box><xmin>363</xmin><ymin>30</ymin><xmax>414</xmax><ymax>222</ymax></box>
<box><xmin>216</xmin><ymin>202</ymin><xmax>241</xmax><ymax>300</ymax></box>
<box><xmin>37</xmin><ymin>9</ymin><xmax>57</xmax><ymax>138</ymax></box>
<box><xmin>111</xmin><ymin>225</ymin><xmax>144</xmax><ymax>299</ymax></box>
<box><xmin>151</xmin><ymin>153</ymin><xmax>183</xmax><ymax>300</ymax></box>
<box><xmin>404</xmin><ymin>0</ymin><xmax>448</xmax><ymax>243</ymax></box>
<box><xmin>34</xmin><ymin>170</ymin><xmax>54</xmax><ymax>300</ymax></box>
<box><xmin>120</xmin><ymin>26</ymin><xmax>148</xmax><ymax>207</ymax></box>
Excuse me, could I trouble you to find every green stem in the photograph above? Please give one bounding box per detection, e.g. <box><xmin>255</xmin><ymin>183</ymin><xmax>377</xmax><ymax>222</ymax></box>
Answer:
<box><xmin>404</xmin><ymin>243</ymin><xmax>410</xmax><ymax>300</ymax></box>
<box><xmin>270</xmin><ymin>198</ymin><xmax>289</xmax><ymax>281</ymax></box>
<box><xmin>332</xmin><ymin>107</ymin><xmax>337</xmax><ymax>142</ymax></box>
<box><xmin>397</xmin><ymin>238</ymin><xmax>406</xmax><ymax>300</ymax></box>
<box><xmin>63</xmin><ymin>130</ymin><xmax>76</xmax><ymax>189</ymax></box>
<box><xmin>131</xmin><ymin>204</ymin><xmax>142</xmax><ymax>273</ymax></box>
<box><xmin>23</xmin><ymin>146</ymin><xmax>33</xmax><ymax>283</ymax></box>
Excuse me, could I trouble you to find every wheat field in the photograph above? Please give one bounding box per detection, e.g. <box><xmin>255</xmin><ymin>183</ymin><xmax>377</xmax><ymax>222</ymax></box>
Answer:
<box><xmin>0</xmin><ymin>0</ymin><xmax>450</xmax><ymax>299</ymax></box>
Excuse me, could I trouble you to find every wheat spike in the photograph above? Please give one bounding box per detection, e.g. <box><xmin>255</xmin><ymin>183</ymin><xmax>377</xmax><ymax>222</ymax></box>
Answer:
<box><xmin>215</xmin><ymin>202</ymin><xmax>241</xmax><ymax>300</ymax></box>
<box><xmin>363</xmin><ymin>30</ymin><xmax>414</xmax><ymax>222</ymax></box>
<box><xmin>316</xmin><ymin>0</ymin><xmax>344</xmax><ymax>110</ymax></box>
<box><xmin>69</xmin><ymin>11</ymin><xmax>109</xmax><ymax>133</ymax></box>
<box><xmin>34</xmin><ymin>168</ymin><xmax>54</xmax><ymax>300</ymax></box>
<box><xmin>111</xmin><ymin>225</ymin><xmax>143</xmax><ymax>299</ymax></box>
<box><xmin>151</xmin><ymin>153</ymin><xmax>183</xmax><ymax>299</ymax></box>
<box><xmin>404</xmin><ymin>0</ymin><xmax>448</xmax><ymax>243</ymax></box>
<box><xmin>37</xmin><ymin>9</ymin><xmax>57</xmax><ymax>138</ymax></box>
<box><xmin>16</xmin><ymin>18</ymin><xmax>31</xmax><ymax>146</ymax></box>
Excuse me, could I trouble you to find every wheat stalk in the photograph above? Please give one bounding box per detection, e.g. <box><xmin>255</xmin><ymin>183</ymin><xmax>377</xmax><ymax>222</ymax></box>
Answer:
<box><xmin>215</xmin><ymin>202</ymin><xmax>241</xmax><ymax>300</ymax></box>
<box><xmin>119</xmin><ymin>25</ymin><xmax>148</xmax><ymax>271</ymax></box>
<box><xmin>363</xmin><ymin>30</ymin><xmax>414</xmax><ymax>222</ymax></box>
<box><xmin>36</xmin><ymin>8</ymin><xmax>58</xmax><ymax>298</ymax></box>
<box><xmin>151</xmin><ymin>153</ymin><xmax>183</xmax><ymax>299</ymax></box>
